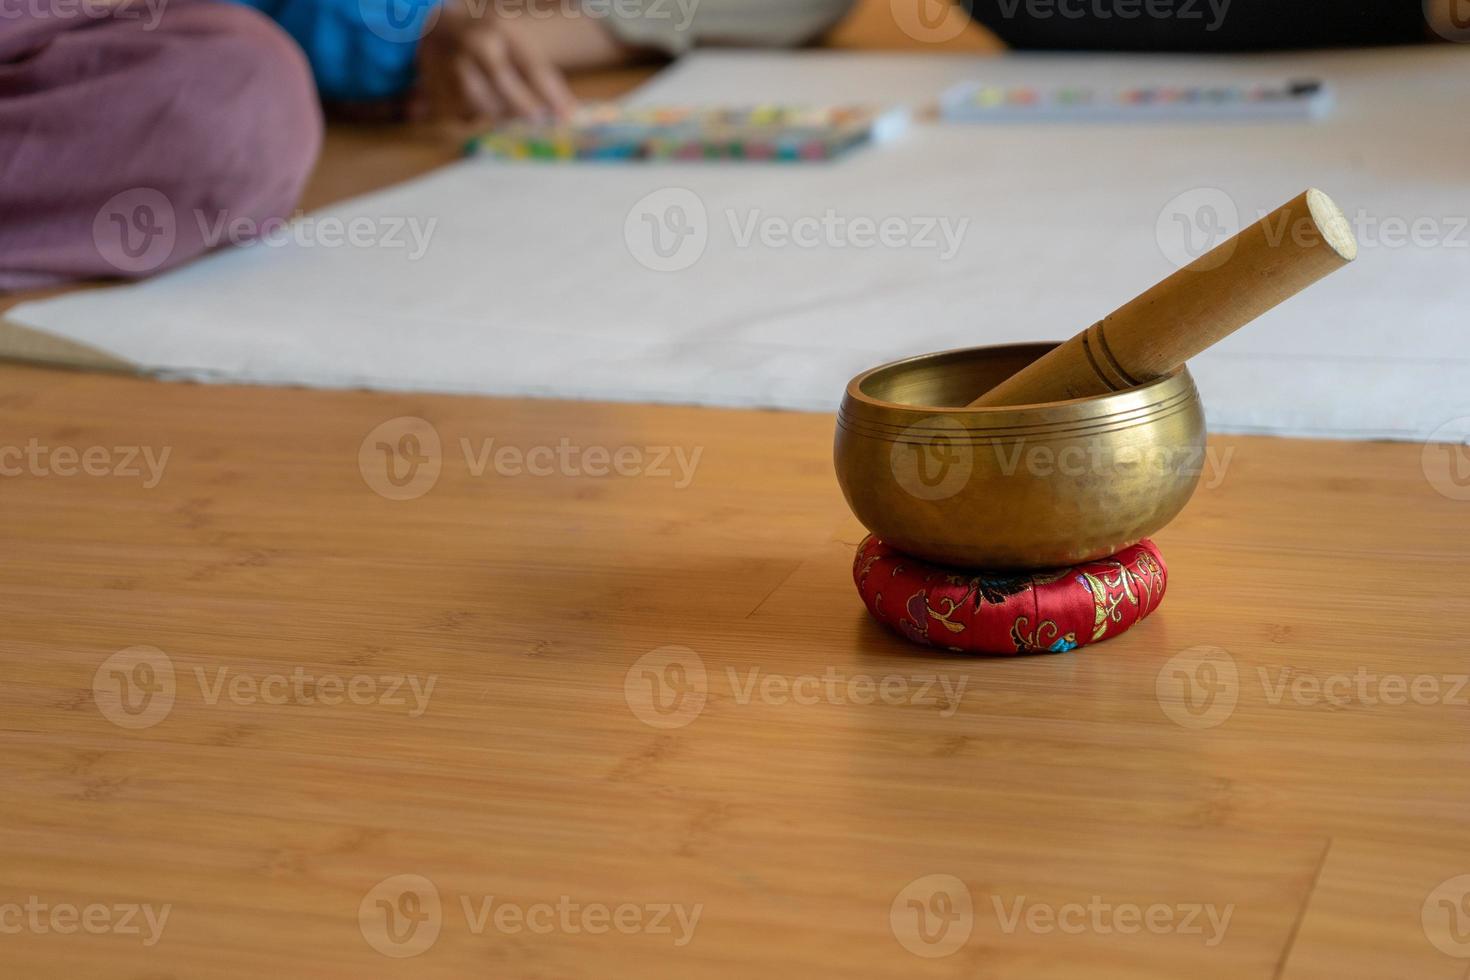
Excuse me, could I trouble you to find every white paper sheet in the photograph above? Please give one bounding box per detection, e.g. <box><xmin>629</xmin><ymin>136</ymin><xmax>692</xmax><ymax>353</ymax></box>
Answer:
<box><xmin>7</xmin><ymin>48</ymin><xmax>1469</xmax><ymax>440</ymax></box>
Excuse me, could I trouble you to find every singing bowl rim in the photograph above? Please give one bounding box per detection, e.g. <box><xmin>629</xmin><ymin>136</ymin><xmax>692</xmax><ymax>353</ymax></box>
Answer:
<box><xmin>841</xmin><ymin>342</ymin><xmax>1192</xmax><ymax>434</ymax></box>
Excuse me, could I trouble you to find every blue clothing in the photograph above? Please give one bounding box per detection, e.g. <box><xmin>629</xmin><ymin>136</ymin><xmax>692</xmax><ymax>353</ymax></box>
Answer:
<box><xmin>228</xmin><ymin>0</ymin><xmax>439</xmax><ymax>101</ymax></box>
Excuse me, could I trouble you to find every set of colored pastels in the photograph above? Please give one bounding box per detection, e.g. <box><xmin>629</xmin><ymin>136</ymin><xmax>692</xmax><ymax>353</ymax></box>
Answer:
<box><xmin>465</xmin><ymin>104</ymin><xmax>910</xmax><ymax>163</ymax></box>
<box><xmin>940</xmin><ymin>78</ymin><xmax>1332</xmax><ymax>122</ymax></box>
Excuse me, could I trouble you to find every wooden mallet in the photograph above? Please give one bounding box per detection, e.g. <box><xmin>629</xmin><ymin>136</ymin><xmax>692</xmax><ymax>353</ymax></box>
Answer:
<box><xmin>970</xmin><ymin>188</ymin><xmax>1357</xmax><ymax>408</ymax></box>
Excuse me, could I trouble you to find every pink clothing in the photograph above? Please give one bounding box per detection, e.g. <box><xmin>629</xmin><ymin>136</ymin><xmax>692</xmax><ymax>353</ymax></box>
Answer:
<box><xmin>0</xmin><ymin>0</ymin><xmax>323</xmax><ymax>288</ymax></box>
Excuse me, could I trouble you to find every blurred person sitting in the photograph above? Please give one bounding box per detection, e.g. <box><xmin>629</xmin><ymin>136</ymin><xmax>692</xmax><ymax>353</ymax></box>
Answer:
<box><xmin>260</xmin><ymin>0</ymin><xmax>860</xmax><ymax>121</ymax></box>
<box><xmin>0</xmin><ymin>0</ymin><xmax>856</xmax><ymax>287</ymax></box>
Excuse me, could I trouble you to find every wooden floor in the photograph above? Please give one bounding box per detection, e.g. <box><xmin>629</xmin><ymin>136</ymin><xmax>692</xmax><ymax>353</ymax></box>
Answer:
<box><xmin>3</xmin><ymin>4</ymin><xmax>1469</xmax><ymax>978</ymax></box>
<box><xmin>2</xmin><ymin>366</ymin><xmax>1468</xmax><ymax>978</ymax></box>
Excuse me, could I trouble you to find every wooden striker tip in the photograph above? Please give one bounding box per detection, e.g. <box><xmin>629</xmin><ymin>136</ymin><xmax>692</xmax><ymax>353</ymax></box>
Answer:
<box><xmin>1304</xmin><ymin>187</ymin><xmax>1358</xmax><ymax>262</ymax></box>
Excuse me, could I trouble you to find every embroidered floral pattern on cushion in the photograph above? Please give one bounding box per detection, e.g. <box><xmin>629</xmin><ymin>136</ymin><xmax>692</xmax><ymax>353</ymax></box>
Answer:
<box><xmin>853</xmin><ymin>536</ymin><xmax>1168</xmax><ymax>655</ymax></box>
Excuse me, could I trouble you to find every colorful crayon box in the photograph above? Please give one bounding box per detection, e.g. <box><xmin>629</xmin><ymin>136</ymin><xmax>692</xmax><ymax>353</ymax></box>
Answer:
<box><xmin>940</xmin><ymin>79</ymin><xmax>1333</xmax><ymax>123</ymax></box>
<box><xmin>465</xmin><ymin>104</ymin><xmax>910</xmax><ymax>163</ymax></box>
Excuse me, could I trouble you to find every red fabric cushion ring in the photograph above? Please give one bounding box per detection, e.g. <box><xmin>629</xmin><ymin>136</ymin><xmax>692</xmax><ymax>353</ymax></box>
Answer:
<box><xmin>853</xmin><ymin>535</ymin><xmax>1168</xmax><ymax>655</ymax></box>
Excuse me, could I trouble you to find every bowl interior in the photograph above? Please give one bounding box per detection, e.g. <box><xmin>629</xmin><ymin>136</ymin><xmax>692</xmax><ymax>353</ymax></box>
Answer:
<box><xmin>857</xmin><ymin>344</ymin><xmax>1055</xmax><ymax>408</ymax></box>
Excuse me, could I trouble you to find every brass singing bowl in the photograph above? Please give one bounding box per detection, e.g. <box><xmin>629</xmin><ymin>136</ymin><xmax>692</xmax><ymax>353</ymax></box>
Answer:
<box><xmin>835</xmin><ymin>343</ymin><xmax>1206</xmax><ymax>570</ymax></box>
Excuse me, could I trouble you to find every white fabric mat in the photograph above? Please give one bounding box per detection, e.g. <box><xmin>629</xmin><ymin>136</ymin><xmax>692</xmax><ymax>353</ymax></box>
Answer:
<box><xmin>7</xmin><ymin>48</ymin><xmax>1469</xmax><ymax>440</ymax></box>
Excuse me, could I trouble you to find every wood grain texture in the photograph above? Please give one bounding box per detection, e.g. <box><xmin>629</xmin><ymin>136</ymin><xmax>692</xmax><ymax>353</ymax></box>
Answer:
<box><xmin>2</xmin><ymin>6</ymin><xmax>1464</xmax><ymax>975</ymax></box>
<box><xmin>0</xmin><ymin>363</ymin><xmax>1467</xmax><ymax>978</ymax></box>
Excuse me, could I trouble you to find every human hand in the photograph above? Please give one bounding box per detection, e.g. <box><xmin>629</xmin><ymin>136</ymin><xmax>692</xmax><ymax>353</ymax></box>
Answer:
<box><xmin>413</xmin><ymin>0</ymin><xmax>581</xmax><ymax>123</ymax></box>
